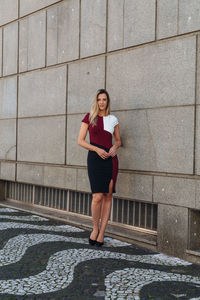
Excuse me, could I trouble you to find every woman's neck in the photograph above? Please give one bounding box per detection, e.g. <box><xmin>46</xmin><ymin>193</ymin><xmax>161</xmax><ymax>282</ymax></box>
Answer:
<box><xmin>98</xmin><ymin>111</ymin><xmax>106</xmax><ymax>117</ymax></box>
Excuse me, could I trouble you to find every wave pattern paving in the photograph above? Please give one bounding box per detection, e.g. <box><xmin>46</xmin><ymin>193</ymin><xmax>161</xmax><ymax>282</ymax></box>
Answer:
<box><xmin>0</xmin><ymin>206</ymin><xmax>200</xmax><ymax>299</ymax></box>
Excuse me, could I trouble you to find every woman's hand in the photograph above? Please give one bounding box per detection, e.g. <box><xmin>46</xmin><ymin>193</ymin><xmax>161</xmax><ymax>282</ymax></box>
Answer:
<box><xmin>96</xmin><ymin>148</ymin><xmax>109</xmax><ymax>159</ymax></box>
<box><xmin>108</xmin><ymin>145</ymin><xmax>117</xmax><ymax>157</ymax></box>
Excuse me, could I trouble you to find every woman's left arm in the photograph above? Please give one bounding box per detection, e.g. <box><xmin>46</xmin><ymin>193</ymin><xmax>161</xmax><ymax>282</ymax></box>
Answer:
<box><xmin>109</xmin><ymin>124</ymin><xmax>122</xmax><ymax>157</ymax></box>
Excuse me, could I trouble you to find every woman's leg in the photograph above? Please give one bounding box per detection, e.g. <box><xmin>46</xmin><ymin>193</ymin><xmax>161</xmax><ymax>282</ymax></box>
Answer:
<box><xmin>97</xmin><ymin>180</ymin><xmax>113</xmax><ymax>243</ymax></box>
<box><xmin>90</xmin><ymin>192</ymin><xmax>104</xmax><ymax>240</ymax></box>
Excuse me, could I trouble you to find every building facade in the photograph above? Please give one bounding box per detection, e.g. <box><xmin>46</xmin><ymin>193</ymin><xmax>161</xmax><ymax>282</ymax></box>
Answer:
<box><xmin>0</xmin><ymin>0</ymin><xmax>200</xmax><ymax>263</ymax></box>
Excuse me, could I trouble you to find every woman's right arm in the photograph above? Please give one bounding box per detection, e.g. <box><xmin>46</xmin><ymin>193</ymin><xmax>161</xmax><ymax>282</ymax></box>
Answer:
<box><xmin>78</xmin><ymin>122</ymin><xmax>109</xmax><ymax>159</ymax></box>
<box><xmin>78</xmin><ymin>122</ymin><xmax>97</xmax><ymax>151</ymax></box>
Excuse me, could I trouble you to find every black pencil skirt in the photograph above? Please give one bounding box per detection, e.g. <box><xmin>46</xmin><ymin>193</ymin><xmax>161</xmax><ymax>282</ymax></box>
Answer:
<box><xmin>87</xmin><ymin>143</ymin><xmax>112</xmax><ymax>194</ymax></box>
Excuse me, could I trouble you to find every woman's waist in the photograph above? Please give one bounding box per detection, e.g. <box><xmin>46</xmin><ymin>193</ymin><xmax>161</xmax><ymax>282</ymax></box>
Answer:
<box><xmin>90</xmin><ymin>142</ymin><xmax>111</xmax><ymax>152</ymax></box>
<box><xmin>89</xmin><ymin>142</ymin><xmax>118</xmax><ymax>160</ymax></box>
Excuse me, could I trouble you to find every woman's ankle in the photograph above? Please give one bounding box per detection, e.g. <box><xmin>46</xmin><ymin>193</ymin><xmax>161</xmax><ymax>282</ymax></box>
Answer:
<box><xmin>97</xmin><ymin>232</ymin><xmax>104</xmax><ymax>242</ymax></box>
<box><xmin>92</xmin><ymin>227</ymin><xmax>99</xmax><ymax>233</ymax></box>
<box><xmin>90</xmin><ymin>228</ymin><xmax>99</xmax><ymax>239</ymax></box>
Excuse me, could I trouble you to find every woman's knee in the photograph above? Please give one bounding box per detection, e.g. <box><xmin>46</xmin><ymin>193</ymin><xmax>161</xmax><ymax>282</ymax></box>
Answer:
<box><xmin>104</xmin><ymin>192</ymin><xmax>112</xmax><ymax>200</ymax></box>
<box><xmin>92</xmin><ymin>193</ymin><xmax>103</xmax><ymax>203</ymax></box>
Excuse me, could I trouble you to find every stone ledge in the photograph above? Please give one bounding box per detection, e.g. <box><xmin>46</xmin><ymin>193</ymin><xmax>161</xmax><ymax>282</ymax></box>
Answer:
<box><xmin>185</xmin><ymin>249</ymin><xmax>200</xmax><ymax>265</ymax></box>
<box><xmin>186</xmin><ymin>249</ymin><xmax>200</xmax><ymax>257</ymax></box>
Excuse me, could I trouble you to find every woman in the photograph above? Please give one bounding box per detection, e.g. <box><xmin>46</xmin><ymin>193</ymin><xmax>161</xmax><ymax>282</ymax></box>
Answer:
<box><xmin>78</xmin><ymin>89</ymin><xmax>121</xmax><ymax>246</ymax></box>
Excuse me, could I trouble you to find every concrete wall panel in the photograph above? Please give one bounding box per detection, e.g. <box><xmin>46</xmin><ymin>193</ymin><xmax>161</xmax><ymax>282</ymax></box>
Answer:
<box><xmin>81</xmin><ymin>0</ymin><xmax>106</xmax><ymax>57</ymax></box>
<box><xmin>27</xmin><ymin>12</ymin><xmax>46</xmax><ymax>70</ymax></box>
<box><xmin>115</xmin><ymin>173</ymin><xmax>153</xmax><ymax>201</ymax></box>
<box><xmin>124</xmin><ymin>0</ymin><xmax>155</xmax><ymax>47</ymax></box>
<box><xmin>154</xmin><ymin>176</ymin><xmax>196</xmax><ymax>208</ymax></box>
<box><xmin>0</xmin><ymin>0</ymin><xmax>18</xmax><ymax>26</ymax></box>
<box><xmin>107</xmin><ymin>36</ymin><xmax>196</xmax><ymax>110</ymax></box>
<box><xmin>0</xmin><ymin>28</ymin><xmax>2</xmax><ymax>77</ymax></box>
<box><xmin>179</xmin><ymin>0</ymin><xmax>200</xmax><ymax>34</ymax></box>
<box><xmin>19</xmin><ymin>66</ymin><xmax>66</xmax><ymax>117</ymax></box>
<box><xmin>47</xmin><ymin>0</ymin><xmax>79</xmax><ymax>65</ymax></box>
<box><xmin>0</xmin><ymin>119</ymin><xmax>16</xmax><ymax>160</ymax></box>
<box><xmin>18</xmin><ymin>116</ymin><xmax>66</xmax><ymax>164</ymax></box>
<box><xmin>194</xmin><ymin>106</ymin><xmax>200</xmax><ymax>175</ymax></box>
<box><xmin>20</xmin><ymin>0</ymin><xmax>61</xmax><ymax>17</ymax></box>
<box><xmin>116</xmin><ymin>106</ymin><xmax>194</xmax><ymax>174</ymax></box>
<box><xmin>19</xmin><ymin>12</ymin><xmax>46</xmax><ymax>71</ymax></box>
<box><xmin>67</xmin><ymin>114</ymin><xmax>89</xmax><ymax>166</ymax></box>
<box><xmin>157</xmin><ymin>204</ymin><xmax>188</xmax><ymax>257</ymax></box>
<box><xmin>3</xmin><ymin>22</ymin><xmax>18</xmax><ymax>76</ymax></box>
<box><xmin>0</xmin><ymin>162</ymin><xmax>15</xmax><ymax>181</ymax></box>
<box><xmin>0</xmin><ymin>77</ymin><xmax>17</xmax><ymax>119</ymax></box>
<box><xmin>77</xmin><ymin>168</ymin><xmax>91</xmax><ymax>192</ymax></box>
<box><xmin>17</xmin><ymin>163</ymin><xmax>77</xmax><ymax>190</ymax></box>
<box><xmin>46</xmin><ymin>6</ymin><xmax>58</xmax><ymax>66</ymax></box>
<box><xmin>108</xmin><ymin>0</ymin><xmax>155</xmax><ymax>51</ymax></box>
<box><xmin>68</xmin><ymin>57</ymin><xmax>105</xmax><ymax>114</ymax></box>
<box><xmin>195</xmin><ymin>180</ymin><xmax>200</xmax><ymax>210</ymax></box>
<box><xmin>68</xmin><ymin>106</ymin><xmax>194</xmax><ymax>174</ymax></box>
<box><xmin>197</xmin><ymin>34</ymin><xmax>200</xmax><ymax>105</ymax></box>
<box><xmin>157</xmin><ymin>0</ymin><xmax>178</xmax><ymax>39</ymax></box>
<box><xmin>17</xmin><ymin>163</ymin><xmax>45</xmax><ymax>185</ymax></box>
<box><xmin>44</xmin><ymin>165</ymin><xmax>76</xmax><ymax>189</ymax></box>
<box><xmin>19</xmin><ymin>18</ymin><xmax>28</xmax><ymax>72</ymax></box>
<box><xmin>107</xmin><ymin>0</ymin><xmax>124</xmax><ymax>51</ymax></box>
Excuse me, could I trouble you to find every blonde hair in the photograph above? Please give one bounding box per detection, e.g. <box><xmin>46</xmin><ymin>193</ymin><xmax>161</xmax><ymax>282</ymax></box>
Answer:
<box><xmin>89</xmin><ymin>89</ymin><xmax>111</xmax><ymax>126</ymax></box>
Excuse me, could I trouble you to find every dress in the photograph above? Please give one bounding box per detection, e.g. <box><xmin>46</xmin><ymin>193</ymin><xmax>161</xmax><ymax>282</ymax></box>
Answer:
<box><xmin>82</xmin><ymin>113</ymin><xmax>119</xmax><ymax>194</ymax></box>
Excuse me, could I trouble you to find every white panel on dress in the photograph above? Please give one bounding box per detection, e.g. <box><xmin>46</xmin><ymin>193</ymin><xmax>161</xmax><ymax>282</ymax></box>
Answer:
<box><xmin>103</xmin><ymin>115</ymin><xmax>119</xmax><ymax>134</ymax></box>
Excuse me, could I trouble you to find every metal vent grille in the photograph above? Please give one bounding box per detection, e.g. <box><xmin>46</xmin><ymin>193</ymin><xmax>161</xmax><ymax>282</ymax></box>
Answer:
<box><xmin>6</xmin><ymin>181</ymin><xmax>33</xmax><ymax>204</ymax></box>
<box><xmin>112</xmin><ymin>197</ymin><xmax>157</xmax><ymax>231</ymax></box>
<box><xmin>188</xmin><ymin>209</ymin><xmax>200</xmax><ymax>252</ymax></box>
<box><xmin>35</xmin><ymin>186</ymin><xmax>68</xmax><ymax>210</ymax></box>
<box><xmin>5</xmin><ymin>181</ymin><xmax>157</xmax><ymax>231</ymax></box>
<box><xmin>69</xmin><ymin>191</ymin><xmax>92</xmax><ymax>216</ymax></box>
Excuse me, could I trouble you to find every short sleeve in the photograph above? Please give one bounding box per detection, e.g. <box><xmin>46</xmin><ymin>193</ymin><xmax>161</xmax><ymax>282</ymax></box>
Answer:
<box><xmin>112</xmin><ymin>115</ymin><xmax>119</xmax><ymax>127</ymax></box>
<box><xmin>82</xmin><ymin>113</ymin><xmax>90</xmax><ymax>124</ymax></box>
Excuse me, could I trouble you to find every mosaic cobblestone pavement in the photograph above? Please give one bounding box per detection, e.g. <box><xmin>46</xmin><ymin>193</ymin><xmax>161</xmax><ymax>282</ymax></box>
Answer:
<box><xmin>0</xmin><ymin>207</ymin><xmax>200</xmax><ymax>299</ymax></box>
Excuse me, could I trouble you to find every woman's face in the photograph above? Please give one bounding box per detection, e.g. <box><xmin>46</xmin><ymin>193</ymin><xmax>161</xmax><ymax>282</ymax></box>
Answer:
<box><xmin>97</xmin><ymin>93</ymin><xmax>108</xmax><ymax>112</ymax></box>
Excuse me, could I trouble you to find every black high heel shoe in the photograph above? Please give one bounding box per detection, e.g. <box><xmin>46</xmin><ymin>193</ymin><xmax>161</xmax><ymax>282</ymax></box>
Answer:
<box><xmin>88</xmin><ymin>237</ymin><xmax>96</xmax><ymax>246</ymax></box>
<box><xmin>88</xmin><ymin>230</ymin><xmax>99</xmax><ymax>246</ymax></box>
<box><xmin>96</xmin><ymin>233</ymin><xmax>104</xmax><ymax>247</ymax></box>
<box><xmin>95</xmin><ymin>240</ymin><xmax>104</xmax><ymax>247</ymax></box>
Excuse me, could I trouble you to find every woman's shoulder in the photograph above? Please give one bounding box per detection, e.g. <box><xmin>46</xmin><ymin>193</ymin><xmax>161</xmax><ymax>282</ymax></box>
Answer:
<box><xmin>109</xmin><ymin>114</ymin><xmax>118</xmax><ymax>119</ymax></box>
<box><xmin>108</xmin><ymin>114</ymin><xmax>119</xmax><ymax>126</ymax></box>
<box><xmin>86</xmin><ymin>112</ymin><xmax>90</xmax><ymax>118</ymax></box>
<box><xmin>82</xmin><ymin>112</ymin><xmax>90</xmax><ymax>124</ymax></box>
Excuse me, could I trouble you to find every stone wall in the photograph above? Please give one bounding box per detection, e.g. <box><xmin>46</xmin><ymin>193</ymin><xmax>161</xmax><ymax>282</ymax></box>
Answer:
<box><xmin>0</xmin><ymin>0</ymin><xmax>200</xmax><ymax>260</ymax></box>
